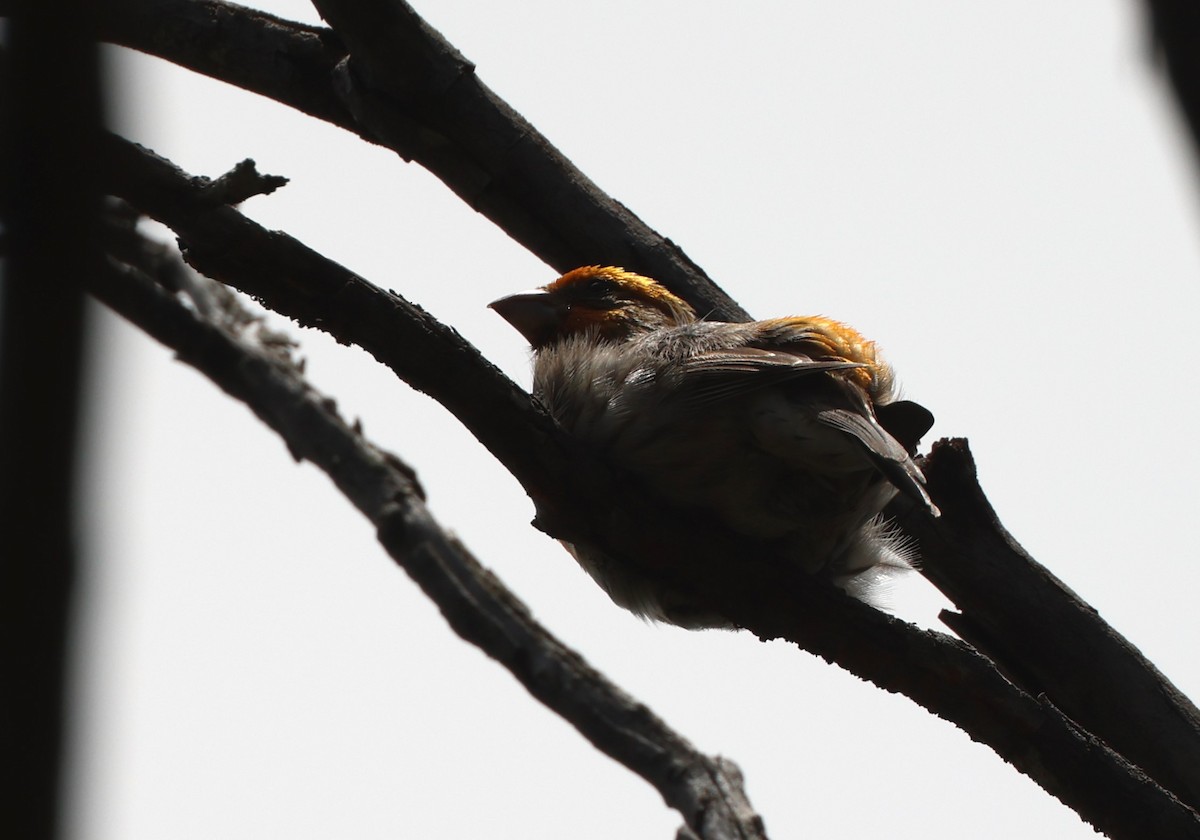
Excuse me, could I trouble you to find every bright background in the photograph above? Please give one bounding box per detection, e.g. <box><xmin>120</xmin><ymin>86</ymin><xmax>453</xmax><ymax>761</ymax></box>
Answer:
<box><xmin>75</xmin><ymin>2</ymin><xmax>1200</xmax><ymax>838</ymax></box>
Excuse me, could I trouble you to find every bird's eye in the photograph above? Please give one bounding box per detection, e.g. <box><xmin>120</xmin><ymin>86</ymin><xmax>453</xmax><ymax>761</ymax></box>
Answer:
<box><xmin>576</xmin><ymin>279</ymin><xmax>623</xmax><ymax>309</ymax></box>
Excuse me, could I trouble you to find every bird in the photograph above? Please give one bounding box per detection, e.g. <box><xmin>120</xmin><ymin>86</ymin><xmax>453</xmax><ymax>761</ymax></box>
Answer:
<box><xmin>490</xmin><ymin>265</ymin><xmax>938</xmax><ymax>628</ymax></box>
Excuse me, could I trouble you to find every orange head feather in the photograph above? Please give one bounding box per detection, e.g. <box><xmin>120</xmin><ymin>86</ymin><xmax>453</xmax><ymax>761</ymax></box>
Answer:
<box><xmin>492</xmin><ymin>266</ymin><xmax>696</xmax><ymax>349</ymax></box>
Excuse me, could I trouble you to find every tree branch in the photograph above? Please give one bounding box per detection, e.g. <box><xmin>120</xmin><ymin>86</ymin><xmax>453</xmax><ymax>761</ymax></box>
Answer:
<box><xmin>93</xmin><ymin>0</ymin><xmax>748</xmax><ymax>321</ymax></box>
<box><xmin>890</xmin><ymin>441</ymin><xmax>1200</xmax><ymax>811</ymax></box>
<box><xmin>96</xmin><ymin>135</ymin><xmax>1200</xmax><ymax>839</ymax></box>
<box><xmin>89</xmin><ymin>230</ymin><xmax>770</xmax><ymax>840</ymax></box>
<box><xmin>98</xmin><ymin>134</ymin><xmax>572</xmax><ymax>504</ymax></box>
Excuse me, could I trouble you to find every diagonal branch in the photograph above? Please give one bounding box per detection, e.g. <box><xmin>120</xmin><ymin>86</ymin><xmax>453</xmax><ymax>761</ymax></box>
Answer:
<box><xmin>93</xmin><ymin>0</ymin><xmax>748</xmax><ymax>321</ymax></box>
<box><xmin>97</xmin><ymin>135</ymin><xmax>1200</xmax><ymax>839</ymax></box>
<box><xmin>90</xmin><ymin>229</ymin><xmax>770</xmax><ymax>840</ymax></box>
<box><xmin>891</xmin><ymin>442</ymin><xmax>1200</xmax><ymax>811</ymax></box>
<box><xmin>97</xmin><ymin>134</ymin><xmax>572</xmax><ymax>507</ymax></box>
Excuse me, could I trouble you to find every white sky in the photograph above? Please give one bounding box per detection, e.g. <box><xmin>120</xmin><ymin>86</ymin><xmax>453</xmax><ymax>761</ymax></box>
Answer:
<box><xmin>74</xmin><ymin>1</ymin><xmax>1200</xmax><ymax>838</ymax></box>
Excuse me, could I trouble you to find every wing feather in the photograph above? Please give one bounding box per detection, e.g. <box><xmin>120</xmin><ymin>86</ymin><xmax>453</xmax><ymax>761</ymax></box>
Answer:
<box><xmin>670</xmin><ymin>346</ymin><xmax>864</xmax><ymax>405</ymax></box>
<box><xmin>817</xmin><ymin>408</ymin><xmax>938</xmax><ymax>514</ymax></box>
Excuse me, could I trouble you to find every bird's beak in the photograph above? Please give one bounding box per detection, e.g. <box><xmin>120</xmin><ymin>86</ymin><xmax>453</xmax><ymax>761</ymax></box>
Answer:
<box><xmin>489</xmin><ymin>288</ymin><xmax>565</xmax><ymax>349</ymax></box>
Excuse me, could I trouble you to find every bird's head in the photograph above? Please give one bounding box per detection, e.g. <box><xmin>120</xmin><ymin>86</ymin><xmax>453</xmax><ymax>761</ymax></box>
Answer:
<box><xmin>490</xmin><ymin>266</ymin><xmax>697</xmax><ymax>350</ymax></box>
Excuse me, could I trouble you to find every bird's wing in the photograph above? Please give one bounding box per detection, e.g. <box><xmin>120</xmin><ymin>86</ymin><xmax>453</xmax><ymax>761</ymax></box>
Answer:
<box><xmin>669</xmin><ymin>346</ymin><xmax>865</xmax><ymax>404</ymax></box>
<box><xmin>622</xmin><ymin>343</ymin><xmax>940</xmax><ymax>516</ymax></box>
<box><xmin>816</xmin><ymin>407</ymin><xmax>938</xmax><ymax>514</ymax></box>
<box><xmin>681</xmin><ymin>346</ymin><xmax>863</xmax><ymax>374</ymax></box>
<box><xmin>675</xmin><ymin>346</ymin><xmax>939</xmax><ymax>515</ymax></box>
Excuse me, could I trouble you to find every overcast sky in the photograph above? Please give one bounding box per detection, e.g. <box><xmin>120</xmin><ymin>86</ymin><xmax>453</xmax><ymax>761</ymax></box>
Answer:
<box><xmin>75</xmin><ymin>2</ymin><xmax>1200</xmax><ymax>838</ymax></box>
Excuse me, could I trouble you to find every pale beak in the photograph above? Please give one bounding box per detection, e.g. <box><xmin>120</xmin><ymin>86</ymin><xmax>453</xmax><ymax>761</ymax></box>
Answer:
<box><xmin>489</xmin><ymin>289</ymin><xmax>566</xmax><ymax>349</ymax></box>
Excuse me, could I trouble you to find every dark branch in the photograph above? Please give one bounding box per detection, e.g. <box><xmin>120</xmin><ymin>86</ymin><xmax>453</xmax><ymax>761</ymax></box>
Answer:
<box><xmin>97</xmin><ymin>135</ymin><xmax>1200</xmax><ymax>839</ymax></box>
<box><xmin>202</xmin><ymin>158</ymin><xmax>288</xmax><ymax>204</ymax></box>
<box><xmin>93</xmin><ymin>0</ymin><xmax>748</xmax><ymax>321</ymax></box>
<box><xmin>99</xmin><ymin>0</ymin><xmax>354</xmax><ymax>127</ymax></box>
<box><xmin>88</xmin><ymin>241</ymin><xmax>770</xmax><ymax>840</ymax></box>
<box><xmin>98</xmin><ymin>135</ymin><xmax>572</xmax><ymax>506</ymax></box>
<box><xmin>892</xmin><ymin>440</ymin><xmax>1200</xmax><ymax>811</ymax></box>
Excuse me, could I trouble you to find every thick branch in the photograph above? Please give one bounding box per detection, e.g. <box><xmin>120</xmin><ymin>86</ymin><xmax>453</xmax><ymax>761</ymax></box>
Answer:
<box><xmin>98</xmin><ymin>136</ymin><xmax>1200</xmax><ymax>839</ymax></box>
<box><xmin>100</xmin><ymin>0</ymin><xmax>354</xmax><ymax>128</ymax></box>
<box><xmin>891</xmin><ymin>440</ymin><xmax>1200</xmax><ymax>811</ymax></box>
<box><xmin>93</xmin><ymin>0</ymin><xmax>747</xmax><ymax>321</ymax></box>
<box><xmin>89</xmin><ymin>242</ymin><xmax>769</xmax><ymax>840</ymax></box>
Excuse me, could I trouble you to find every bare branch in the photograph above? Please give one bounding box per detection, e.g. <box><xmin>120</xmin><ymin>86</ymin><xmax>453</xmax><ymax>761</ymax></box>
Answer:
<box><xmin>98</xmin><ymin>134</ymin><xmax>570</xmax><ymax>503</ymax></box>
<box><xmin>202</xmin><ymin>158</ymin><xmax>289</xmax><ymax>204</ymax></box>
<box><xmin>98</xmin><ymin>0</ymin><xmax>353</xmax><ymax>127</ymax></box>
<box><xmin>892</xmin><ymin>440</ymin><xmax>1200</xmax><ymax>811</ymax></box>
<box><xmin>93</xmin><ymin>0</ymin><xmax>748</xmax><ymax>320</ymax></box>
<box><xmin>88</xmin><ymin>237</ymin><xmax>770</xmax><ymax>840</ymax></box>
<box><xmin>96</xmin><ymin>134</ymin><xmax>1200</xmax><ymax>839</ymax></box>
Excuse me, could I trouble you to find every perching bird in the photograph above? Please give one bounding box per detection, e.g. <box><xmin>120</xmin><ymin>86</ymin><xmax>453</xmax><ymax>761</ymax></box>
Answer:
<box><xmin>491</xmin><ymin>266</ymin><xmax>937</xmax><ymax>627</ymax></box>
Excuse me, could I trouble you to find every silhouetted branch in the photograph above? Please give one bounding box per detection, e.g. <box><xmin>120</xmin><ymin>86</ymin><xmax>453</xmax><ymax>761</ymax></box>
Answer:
<box><xmin>99</xmin><ymin>135</ymin><xmax>571</xmax><ymax>504</ymax></box>
<box><xmin>88</xmin><ymin>237</ymin><xmax>769</xmax><ymax>840</ymax></box>
<box><xmin>892</xmin><ymin>440</ymin><xmax>1200</xmax><ymax>811</ymax></box>
<box><xmin>93</xmin><ymin>0</ymin><xmax>747</xmax><ymax>320</ymax></box>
